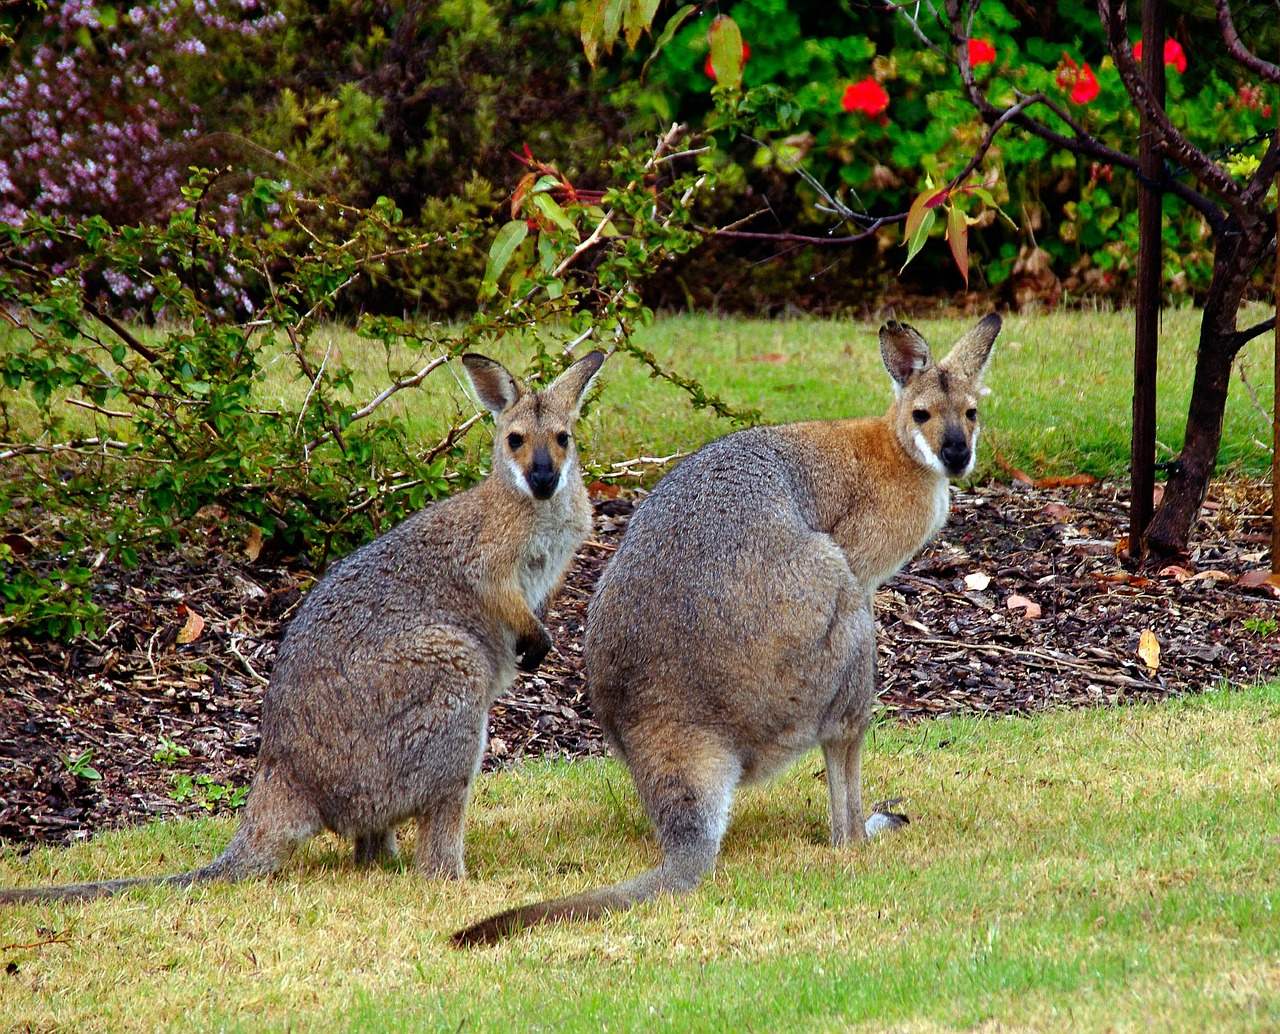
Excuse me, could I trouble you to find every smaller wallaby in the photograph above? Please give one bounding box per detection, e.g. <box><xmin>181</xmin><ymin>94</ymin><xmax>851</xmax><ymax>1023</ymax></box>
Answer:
<box><xmin>453</xmin><ymin>315</ymin><xmax>1000</xmax><ymax>946</ymax></box>
<box><xmin>1</xmin><ymin>350</ymin><xmax>606</xmax><ymax>905</ymax></box>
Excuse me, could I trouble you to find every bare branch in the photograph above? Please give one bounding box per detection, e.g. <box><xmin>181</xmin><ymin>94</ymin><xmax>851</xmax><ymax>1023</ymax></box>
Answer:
<box><xmin>63</xmin><ymin>398</ymin><xmax>132</xmax><ymax>420</ymax></box>
<box><xmin>1215</xmin><ymin>0</ymin><xmax>1280</xmax><ymax>84</ymax></box>
<box><xmin>604</xmin><ymin>451</ymin><xmax>688</xmax><ymax>479</ymax></box>
<box><xmin>0</xmin><ymin>437</ymin><xmax>136</xmax><ymax>462</ymax></box>
<box><xmin>935</xmin><ymin>0</ymin><xmax>1224</xmax><ymax>230</ymax></box>
<box><xmin>1097</xmin><ymin>0</ymin><xmax>1243</xmax><ymax>208</ymax></box>
<box><xmin>700</xmin><ymin>219</ymin><xmax>899</xmax><ymax>246</ymax></box>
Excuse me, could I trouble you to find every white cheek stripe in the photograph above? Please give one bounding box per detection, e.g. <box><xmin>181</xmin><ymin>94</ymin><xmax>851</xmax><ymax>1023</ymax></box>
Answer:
<box><xmin>963</xmin><ymin>424</ymin><xmax>981</xmax><ymax>477</ymax></box>
<box><xmin>912</xmin><ymin>428</ymin><xmax>948</xmax><ymax>476</ymax></box>
<box><xmin>504</xmin><ymin>453</ymin><xmax>568</xmax><ymax>499</ymax></box>
<box><xmin>505</xmin><ymin>455</ymin><xmax>535</xmax><ymax>498</ymax></box>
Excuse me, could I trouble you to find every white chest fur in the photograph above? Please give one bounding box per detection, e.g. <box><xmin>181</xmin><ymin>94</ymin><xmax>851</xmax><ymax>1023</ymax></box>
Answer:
<box><xmin>519</xmin><ymin>506</ymin><xmax>583</xmax><ymax>614</ymax></box>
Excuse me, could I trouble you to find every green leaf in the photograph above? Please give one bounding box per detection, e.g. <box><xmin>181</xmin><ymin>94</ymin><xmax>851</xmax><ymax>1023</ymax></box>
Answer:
<box><xmin>900</xmin><ymin>207</ymin><xmax>936</xmax><ymax>273</ymax></box>
<box><xmin>580</xmin><ymin>0</ymin><xmax>608</xmax><ymax>66</ymax></box>
<box><xmin>946</xmin><ymin>204</ymin><xmax>970</xmax><ymax>288</ymax></box>
<box><xmin>903</xmin><ymin>187</ymin><xmax>948</xmax><ymax>252</ymax></box>
<box><xmin>641</xmin><ymin>5</ymin><xmax>696</xmax><ymax>80</ymax></box>
<box><xmin>531</xmin><ymin>194</ymin><xmax>579</xmax><ymax>236</ymax></box>
<box><xmin>707</xmin><ymin>15</ymin><xmax>744</xmax><ymax>91</ymax></box>
<box><xmin>624</xmin><ymin>0</ymin><xmax>661</xmax><ymax>49</ymax></box>
<box><xmin>482</xmin><ymin>220</ymin><xmax>530</xmax><ymax>290</ymax></box>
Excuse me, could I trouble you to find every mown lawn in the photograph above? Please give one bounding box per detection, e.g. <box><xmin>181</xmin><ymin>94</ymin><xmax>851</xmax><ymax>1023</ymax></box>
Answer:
<box><xmin>3</xmin><ymin>683</ymin><xmax>1278</xmax><ymax>1032</ymax></box>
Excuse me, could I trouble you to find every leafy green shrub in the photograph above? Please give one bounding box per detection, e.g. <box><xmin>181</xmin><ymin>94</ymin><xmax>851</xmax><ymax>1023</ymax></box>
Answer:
<box><xmin>617</xmin><ymin>0</ymin><xmax>1276</xmax><ymax>307</ymax></box>
<box><xmin>0</xmin><ymin>126</ymin><xmax>746</xmax><ymax>639</ymax></box>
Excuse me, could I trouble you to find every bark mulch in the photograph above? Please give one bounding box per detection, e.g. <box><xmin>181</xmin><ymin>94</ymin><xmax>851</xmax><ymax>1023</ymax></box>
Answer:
<box><xmin>2</xmin><ymin>479</ymin><xmax>1277</xmax><ymax>849</ymax></box>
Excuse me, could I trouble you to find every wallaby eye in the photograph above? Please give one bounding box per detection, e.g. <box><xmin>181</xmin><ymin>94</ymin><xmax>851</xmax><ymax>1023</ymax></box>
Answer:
<box><xmin>556</xmin><ymin>431</ymin><xmax>570</xmax><ymax>448</ymax></box>
<box><xmin>911</xmin><ymin>408</ymin><xmax>930</xmax><ymax>425</ymax></box>
<box><xmin>966</xmin><ymin>408</ymin><xmax>978</xmax><ymax>422</ymax></box>
<box><xmin>506</xmin><ymin>432</ymin><xmax>524</xmax><ymax>451</ymax></box>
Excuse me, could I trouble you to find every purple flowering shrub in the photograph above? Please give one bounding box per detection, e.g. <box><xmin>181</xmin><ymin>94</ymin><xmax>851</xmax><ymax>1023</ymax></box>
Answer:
<box><xmin>0</xmin><ymin>1</ymin><xmax>284</xmax><ymax>226</ymax></box>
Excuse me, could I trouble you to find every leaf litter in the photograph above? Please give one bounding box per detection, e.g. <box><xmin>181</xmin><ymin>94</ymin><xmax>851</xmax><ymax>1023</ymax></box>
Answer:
<box><xmin>1</xmin><ymin>479</ymin><xmax>1277</xmax><ymax>847</ymax></box>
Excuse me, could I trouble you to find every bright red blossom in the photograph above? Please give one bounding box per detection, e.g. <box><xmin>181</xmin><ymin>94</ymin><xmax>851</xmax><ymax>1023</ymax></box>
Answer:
<box><xmin>1134</xmin><ymin>38</ymin><xmax>1187</xmax><ymax>74</ymax></box>
<box><xmin>704</xmin><ymin>41</ymin><xmax>750</xmax><ymax>81</ymax></box>
<box><xmin>968</xmin><ymin>38</ymin><xmax>996</xmax><ymax>67</ymax></box>
<box><xmin>841</xmin><ymin>77</ymin><xmax>890</xmax><ymax>117</ymax></box>
<box><xmin>1057</xmin><ymin>55</ymin><xmax>1100</xmax><ymax>104</ymax></box>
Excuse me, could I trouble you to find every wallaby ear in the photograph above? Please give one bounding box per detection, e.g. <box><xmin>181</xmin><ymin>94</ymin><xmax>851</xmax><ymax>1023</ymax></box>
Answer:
<box><xmin>878</xmin><ymin>320</ymin><xmax>934</xmax><ymax>392</ymax></box>
<box><xmin>461</xmin><ymin>354</ymin><xmax>523</xmax><ymax>415</ymax></box>
<box><xmin>547</xmin><ymin>350</ymin><xmax>606</xmax><ymax>414</ymax></box>
<box><xmin>938</xmin><ymin>312</ymin><xmax>1001</xmax><ymax>384</ymax></box>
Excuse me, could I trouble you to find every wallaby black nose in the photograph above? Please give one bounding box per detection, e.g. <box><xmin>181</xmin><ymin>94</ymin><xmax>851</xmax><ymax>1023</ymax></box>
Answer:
<box><xmin>526</xmin><ymin>449</ymin><xmax>559</xmax><ymax>499</ymax></box>
<box><xmin>940</xmin><ymin>436</ymin><xmax>970</xmax><ymax>475</ymax></box>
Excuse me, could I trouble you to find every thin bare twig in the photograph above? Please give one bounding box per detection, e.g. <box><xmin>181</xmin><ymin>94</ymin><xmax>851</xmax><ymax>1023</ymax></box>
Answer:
<box><xmin>0</xmin><ymin>437</ymin><xmax>136</xmax><ymax>462</ymax></box>
<box><xmin>64</xmin><ymin>398</ymin><xmax>133</xmax><ymax>420</ymax></box>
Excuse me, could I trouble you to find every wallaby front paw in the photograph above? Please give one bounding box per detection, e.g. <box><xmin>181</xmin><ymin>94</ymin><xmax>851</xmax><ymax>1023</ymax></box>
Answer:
<box><xmin>516</xmin><ymin>626</ymin><xmax>553</xmax><ymax>672</ymax></box>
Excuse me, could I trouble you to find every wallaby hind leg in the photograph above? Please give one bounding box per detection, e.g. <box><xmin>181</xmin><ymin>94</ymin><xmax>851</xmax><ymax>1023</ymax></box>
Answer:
<box><xmin>353</xmin><ymin>829</ymin><xmax>399</xmax><ymax>867</ymax></box>
<box><xmin>631</xmin><ymin>740</ymin><xmax>743</xmax><ymax>894</ymax></box>
<box><xmin>414</xmin><ymin>785</ymin><xmax>470</xmax><ymax>879</ymax></box>
<box><xmin>191</xmin><ymin>764</ymin><xmax>324</xmax><ymax>882</ymax></box>
<box><xmin>820</xmin><ymin>618</ymin><xmax>908</xmax><ymax>846</ymax></box>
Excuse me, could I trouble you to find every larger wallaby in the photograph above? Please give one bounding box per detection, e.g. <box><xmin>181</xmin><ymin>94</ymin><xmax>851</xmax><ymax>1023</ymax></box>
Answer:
<box><xmin>454</xmin><ymin>315</ymin><xmax>1000</xmax><ymax>945</ymax></box>
<box><xmin>1</xmin><ymin>350</ymin><xmax>606</xmax><ymax>905</ymax></box>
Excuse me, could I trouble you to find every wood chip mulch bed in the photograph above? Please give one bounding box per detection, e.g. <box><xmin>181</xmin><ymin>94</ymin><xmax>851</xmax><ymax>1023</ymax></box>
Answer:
<box><xmin>2</xmin><ymin>479</ymin><xmax>1277</xmax><ymax>849</ymax></box>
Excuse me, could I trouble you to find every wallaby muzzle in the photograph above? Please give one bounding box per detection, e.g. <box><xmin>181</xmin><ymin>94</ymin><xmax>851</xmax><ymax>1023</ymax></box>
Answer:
<box><xmin>526</xmin><ymin>446</ymin><xmax>560</xmax><ymax>499</ymax></box>
<box><xmin>939</xmin><ymin>430</ymin><xmax>971</xmax><ymax>476</ymax></box>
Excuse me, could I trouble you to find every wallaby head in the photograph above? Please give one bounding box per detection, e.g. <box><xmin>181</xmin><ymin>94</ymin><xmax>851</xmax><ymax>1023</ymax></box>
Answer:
<box><xmin>880</xmin><ymin>313</ymin><xmax>1000</xmax><ymax>479</ymax></box>
<box><xmin>462</xmin><ymin>351</ymin><xmax>605</xmax><ymax>501</ymax></box>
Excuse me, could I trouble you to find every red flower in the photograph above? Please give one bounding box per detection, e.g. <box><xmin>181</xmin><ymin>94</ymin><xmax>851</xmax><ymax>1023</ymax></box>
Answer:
<box><xmin>1237</xmin><ymin>83</ymin><xmax>1272</xmax><ymax>116</ymax></box>
<box><xmin>705</xmin><ymin>41</ymin><xmax>750</xmax><ymax>81</ymax></box>
<box><xmin>1057</xmin><ymin>55</ymin><xmax>1099</xmax><ymax>105</ymax></box>
<box><xmin>1134</xmin><ymin>38</ymin><xmax>1187</xmax><ymax>74</ymax></box>
<box><xmin>841</xmin><ymin>77</ymin><xmax>890</xmax><ymax>117</ymax></box>
<box><xmin>968</xmin><ymin>38</ymin><xmax>996</xmax><ymax>67</ymax></box>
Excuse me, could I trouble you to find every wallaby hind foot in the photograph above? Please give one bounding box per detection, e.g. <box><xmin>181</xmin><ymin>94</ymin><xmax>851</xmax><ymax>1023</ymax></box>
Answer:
<box><xmin>452</xmin><ymin>314</ymin><xmax>999</xmax><ymax>945</ymax></box>
<box><xmin>1</xmin><ymin>350</ymin><xmax>606</xmax><ymax>906</ymax></box>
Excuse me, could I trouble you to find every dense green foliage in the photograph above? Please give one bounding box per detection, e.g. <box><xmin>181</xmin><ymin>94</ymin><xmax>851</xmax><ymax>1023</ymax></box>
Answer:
<box><xmin>1</xmin><ymin>0</ymin><xmax>1276</xmax><ymax>635</ymax></box>
<box><xmin>0</xmin><ymin>129</ymin><xmax>734</xmax><ymax>637</ymax></box>
<box><xmin>2</xmin><ymin>1</ymin><xmax>1274</xmax><ymax>314</ymax></box>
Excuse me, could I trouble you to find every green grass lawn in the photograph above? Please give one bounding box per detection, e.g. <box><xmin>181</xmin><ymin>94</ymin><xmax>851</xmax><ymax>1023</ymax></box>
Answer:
<box><xmin>6</xmin><ymin>306</ymin><xmax>1275</xmax><ymax>484</ymax></box>
<box><xmin>3</xmin><ymin>683</ymin><xmax>1278</xmax><ymax>1032</ymax></box>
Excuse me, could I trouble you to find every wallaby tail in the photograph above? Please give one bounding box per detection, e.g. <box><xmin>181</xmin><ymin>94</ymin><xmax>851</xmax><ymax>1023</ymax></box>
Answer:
<box><xmin>0</xmin><ymin>820</ymin><xmax>292</xmax><ymax>905</ymax></box>
<box><xmin>451</xmin><ymin>846</ymin><xmax>713</xmax><ymax>948</ymax></box>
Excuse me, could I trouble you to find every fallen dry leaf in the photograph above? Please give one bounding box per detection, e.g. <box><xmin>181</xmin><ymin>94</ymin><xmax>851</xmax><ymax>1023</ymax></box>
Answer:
<box><xmin>1186</xmin><ymin>569</ymin><xmax>1233</xmax><ymax>583</ymax></box>
<box><xmin>1137</xmin><ymin>628</ymin><xmax>1161</xmax><ymax>675</ymax></box>
<box><xmin>244</xmin><ymin>526</ymin><xmax>264</xmax><ymax>563</ymax></box>
<box><xmin>964</xmin><ymin>572</ymin><xmax>992</xmax><ymax>591</ymax></box>
<box><xmin>176</xmin><ymin>605</ymin><xmax>206</xmax><ymax>645</ymax></box>
<box><xmin>1042</xmin><ymin>502</ymin><xmax>1072</xmax><ymax>521</ymax></box>
<box><xmin>587</xmin><ymin>480</ymin><xmax>621</xmax><ymax>500</ymax></box>
<box><xmin>994</xmin><ymin>451</ymin><xmax>1034</xmax><ymax>485</ymax></box>
<box><xmin>1158</xmin><ymin>565</ymin><xmax>1193</xmax><ymax>583</ymax></box>
<box><xmin>1236</xmin><ymin>569</ymin><xmax>1280</xmax><ymax>597</ymax></box>
<box><xmin>1033</xmin><ymin>473</ymin><xmax>1098</xmax><ymax>489</ymax></box>
<box><xmin>1006</xmin><ymin>594</ymin><xmax>1042</xmax><ymax>618</ymax></box>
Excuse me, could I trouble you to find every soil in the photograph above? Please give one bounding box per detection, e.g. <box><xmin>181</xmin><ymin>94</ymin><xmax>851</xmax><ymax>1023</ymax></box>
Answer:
<box><xmin>2</xmin><ymin>478</ymin><xmax>1278</xmax><ymax>850</ymax></box>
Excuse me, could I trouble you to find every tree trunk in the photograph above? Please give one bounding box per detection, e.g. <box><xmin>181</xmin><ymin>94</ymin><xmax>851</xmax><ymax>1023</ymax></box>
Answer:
<box><xmin>1144</xmin><ymin>211</ymin><xmax>1268</xmax><ymax>556</ymax></box>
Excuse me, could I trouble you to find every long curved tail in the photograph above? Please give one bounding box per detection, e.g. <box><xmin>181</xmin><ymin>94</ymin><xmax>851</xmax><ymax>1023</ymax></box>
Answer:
<box><xmin>451</xmin><ymin>846</ymin><xmax>713</xmax><ymax>948</ymax></box>
<box><xmin>0</xmin><ymin>819</ymin><xmax>293</xmax><ymax>905</ymax></box>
